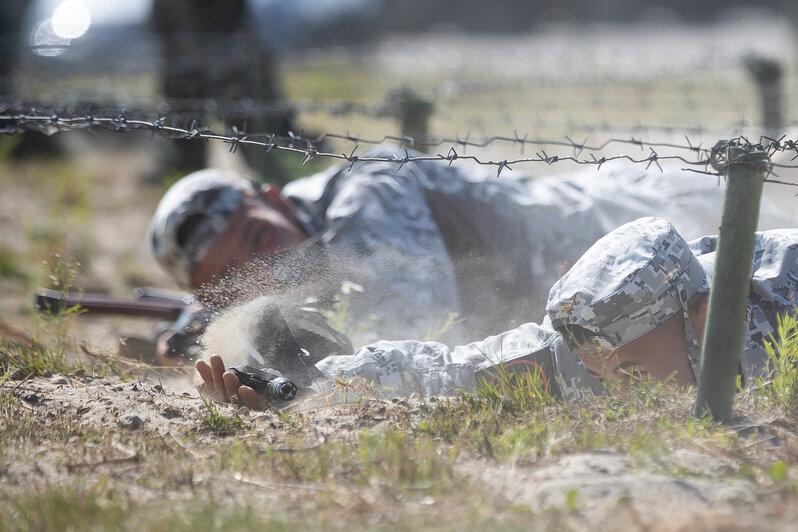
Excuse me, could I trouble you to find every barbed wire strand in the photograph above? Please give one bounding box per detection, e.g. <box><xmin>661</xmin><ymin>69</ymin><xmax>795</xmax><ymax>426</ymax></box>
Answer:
<box><xmin>1</xmin><ymin>109</ymin><xmax>798</xmax><ymax>185</ymax></box>
<box><xmin>0</xmin><ymin>90</ymin><xmax>779</xmax><ymax>132</ymax></box>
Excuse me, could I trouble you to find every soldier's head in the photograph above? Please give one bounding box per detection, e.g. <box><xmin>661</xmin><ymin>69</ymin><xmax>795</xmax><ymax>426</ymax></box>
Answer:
<box><xmin>547</xmin><ymin>217</ymin><xmax>710</xmax><ymax>387</ymax></box>
<box><xmin>149</xmin><ymin>168</ymin><xmax>307</xmax><ymax>289</ymax></box>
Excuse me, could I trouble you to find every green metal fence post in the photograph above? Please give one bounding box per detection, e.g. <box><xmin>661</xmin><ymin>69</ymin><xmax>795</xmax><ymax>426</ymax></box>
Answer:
<box><xmin>393</xmin><ymin>88</ymin><xmax>433</xmax><ymax>152</ymax></box>
<box><xmin>694</xmin><ymin>141</ymin><xmax>770</xmax><ymax>421</ymax></box>
<box><xmin>744</xmin><ymin>56</ymin><xmax>784</xmax><ymax>139</ymax></box>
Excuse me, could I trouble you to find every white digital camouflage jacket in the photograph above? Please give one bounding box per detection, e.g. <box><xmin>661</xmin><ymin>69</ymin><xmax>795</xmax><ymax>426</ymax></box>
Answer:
<box><xmin>283</xmin><ymin>145</ymin><xmax>793</xmax><ymax>345</ymax></box>
<box><xmin>690</xmin><ymin>228</ymin><xmax>798</xmax><ymax>383</ymax></box>
<box><xmin>311</xmin><ymin>228</ymin><xmax>798</xmax><ymax>400</ymax></box>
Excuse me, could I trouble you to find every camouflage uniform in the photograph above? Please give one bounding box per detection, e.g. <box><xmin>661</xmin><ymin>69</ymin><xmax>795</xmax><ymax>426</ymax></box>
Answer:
<box><xmin>311</xmin><ymin>217</ymin><xmax>797</xmax><ymax>399</ymax></box>
<box><xmin>283</xmin><ymin>146</ymin><xmax>793</xmax><ymax>344</ymax></box>
<box><xmin>547</xmin><ymin>217</ymin><xmax>709</xmax><ymax>382</ymax></box>
<box><xmin>689</xmin><ymin>228</ymin><xmax>798</xmax><ymax>382</ymax></box>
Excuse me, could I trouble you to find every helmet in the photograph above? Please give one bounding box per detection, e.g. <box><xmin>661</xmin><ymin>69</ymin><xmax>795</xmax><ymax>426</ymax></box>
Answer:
<box><xmin>149</xmin><ymin>168</ymin><xmax>258</xmax><ymax>286</ymax></box>
<box><xmin>546</xmin><ymin>217</ymin><xmax>709</xmax><ymax>378</ymax></box>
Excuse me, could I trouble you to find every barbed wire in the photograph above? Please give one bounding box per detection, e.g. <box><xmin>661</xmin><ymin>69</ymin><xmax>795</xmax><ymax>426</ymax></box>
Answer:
<box><xmin>0</xmin><ymin>91</ymin><xmax>775</xmax><ymax>145</ymax></box>
<box><xmin>7</xmin><ymin>37</ymin><xmax>790</xmax><ymax>127</ymax></box>
<box><xmin>1</xmin><ymin>108</ymin><xmax>798</xmax><ymax>185</ymax></box>
<box><xmin>27</xmin><ymin>97</ymin><xmax>791</xmax><ymax>142</ymax></box>
<box><xmin>0</xmin><ymin>98</ymin><xmax>758</xmax><ymax>143</ymax></box>
<box><xmin>3</xmin><ymin>76</ymin><xmax>782</xmax><ymax>143</ymax></box>
<box><xmin>1</xmin><ymin>81</ymin><xmax>767</xmax><ymax>124</ymax></box>
<box><xmin>7</xmin><ymin>30</ymin><xmax>788</xmax><ymax>138</ymax></box>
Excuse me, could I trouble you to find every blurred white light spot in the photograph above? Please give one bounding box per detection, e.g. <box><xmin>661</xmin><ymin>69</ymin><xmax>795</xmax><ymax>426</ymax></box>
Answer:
<box><xmin>52</xmin><ymin>1</ymin><xmax>91</xmax><ymax>39</ymax></box>
<box><xmin>29</xmin><ymin>18</ymin><xmax>70</xmax><ymax>57</ymax></box>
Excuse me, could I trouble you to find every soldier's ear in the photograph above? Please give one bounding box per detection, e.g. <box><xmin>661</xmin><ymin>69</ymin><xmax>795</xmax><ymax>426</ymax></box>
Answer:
<box><xmin>691</xmin><ymin>293</ymin><xmax>710</xmax><ymax>340</ymax></box>
<box><xmin>687</xmin><ymin>292</ymin><xmax>710</xmax><ymax>344</ymax></box>
<box><xmin>258</xmin><ymin>184</ymin><xmax>301</xmax><ymax>224</ymax></box>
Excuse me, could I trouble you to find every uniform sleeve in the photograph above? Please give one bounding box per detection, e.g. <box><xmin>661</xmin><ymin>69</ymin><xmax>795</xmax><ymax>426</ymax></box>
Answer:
<box><xmin>742</xmin><ymin>229</ymin><xmax>798</xmax><ymax>380</ymax></box>
<box><xmin>318</xmin><ymin>170</ymin><xmax>462</xmax><ymax>341</ymax></box>
<box><xmin>313</xmin><ymin>322</ymin><xmax>574</xmax><ymax>398</ymax></box>
<box><xmin>686</xmin><ymin>229</ymin><xmax>798</xmax><ymax>382</ymax></box>
<box><xmin>687</xmin><ymin>235</ymin><xmax>718</xmax><ymax>256</ymax></box>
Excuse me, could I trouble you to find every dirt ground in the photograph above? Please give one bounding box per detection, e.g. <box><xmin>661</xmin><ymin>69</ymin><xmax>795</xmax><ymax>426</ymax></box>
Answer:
<box><xmin>2</xmin><ymin>370</ymin><xmax>798</xmax><ymax>530</ymax></box>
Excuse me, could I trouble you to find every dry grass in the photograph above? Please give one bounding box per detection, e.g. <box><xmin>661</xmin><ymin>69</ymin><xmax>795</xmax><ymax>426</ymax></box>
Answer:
<box><xmin>11</xmin><ymin>287</ymin><xmax>798</xmax><ymax>515</ymax></box>
<box><xmin>1</xmin><ymin>321</ymin><xmax>798</xmax><ymax>530</ymax></box>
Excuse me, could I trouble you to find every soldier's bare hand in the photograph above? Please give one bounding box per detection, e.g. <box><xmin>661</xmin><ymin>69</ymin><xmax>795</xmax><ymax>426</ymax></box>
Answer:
<box><xmin>195</xmin><ymin>354</ymin><xmax>265</xmax><ymax>409</ymax></box>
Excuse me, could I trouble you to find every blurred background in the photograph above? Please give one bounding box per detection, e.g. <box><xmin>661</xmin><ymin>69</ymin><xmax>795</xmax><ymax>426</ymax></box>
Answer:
<box><xmin>1</xmin><ymin>0</ymin><xmax>797</xmax><ymax>360</ymax></box>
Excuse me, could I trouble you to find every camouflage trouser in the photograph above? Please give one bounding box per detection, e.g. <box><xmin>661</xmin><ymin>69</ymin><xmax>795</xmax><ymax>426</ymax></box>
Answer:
<box><xmin>311</xmin><ymin>317</ymin><xmax>611</xmax><ymax>401</ymax></box>
<box><xmin>312</xmin><ymin>322</ymin><xmax>588</xmax><ymax>398</ymax></box>
<box><xmin>313</xmin><ymin>340</ymin><xmax>482</xmax><ymax>397</ymax></box>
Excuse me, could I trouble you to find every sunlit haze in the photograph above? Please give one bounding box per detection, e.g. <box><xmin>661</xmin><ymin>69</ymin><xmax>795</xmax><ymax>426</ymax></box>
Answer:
<box><xmin>32</xmin><ymin>0</ymin><xmax>151</xmax><ymax>26</ymax></box>
<box><xmin>51</xmin><ymin>1</ymin><xmax>91</xmax><ymax>39</ymax></box>
<box><xmin>29</xmin><ymin>18</ymin><xmax>69</xmax><ymax>57</ymax></box>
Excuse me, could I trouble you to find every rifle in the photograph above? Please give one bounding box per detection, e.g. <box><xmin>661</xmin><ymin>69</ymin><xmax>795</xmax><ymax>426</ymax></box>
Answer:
<box><xmin>34</xmin><ymin>287</ymin><xmax>210</xmax><ymax>360</ymax></box>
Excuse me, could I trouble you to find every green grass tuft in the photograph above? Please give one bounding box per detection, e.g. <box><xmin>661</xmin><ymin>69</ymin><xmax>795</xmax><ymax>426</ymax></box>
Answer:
<box><xmin>200</xmin><ymin>395</ymin><xmax>246</xmax><ymax>433</ymax></box>
<box><xmin>0</xmin><ymin>340</ymin><xmax>75</xmax><ymax>378</ymax></box>
<box><xmin>757</xmin><ymin>311</ymin><xmax>798</xmax><ymax>413</ymax></box>
<box><xmin>0</xmin><ymin>245</ymin><xmax>29</xmax><ymax>281</ymax></box>
<box><xmin>0</xmin><ymin>484</ymin><xmax>292</xmax><ymax>532</ymax></box>
<box><xmin>476</xmin><ymin>362</ymin><xmax>554</xmax><ymax>413</ymax></box>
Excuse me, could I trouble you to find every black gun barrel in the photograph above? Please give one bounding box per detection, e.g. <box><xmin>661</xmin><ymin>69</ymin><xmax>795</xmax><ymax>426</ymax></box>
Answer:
<box><xmin>230</xmin><ymin>366</ymin><xmax>298</xmax><ymax>402</ymax></box>
<box><xmin>265</xmin><ymin>377</ymin><xmax>298</xmax><ymax>401</ymax></box>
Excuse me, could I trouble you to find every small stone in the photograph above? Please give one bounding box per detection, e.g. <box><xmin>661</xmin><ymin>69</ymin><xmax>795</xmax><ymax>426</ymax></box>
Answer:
<box><xmin>118</xmin><ymin>414</ymin><xmax>143</xmax><ymax>429</ymax></box>
<box><xmin>160</xmin><ymin>406</ymin><xmax>182</xmax><ymax>419</ymax></box>
<box><xmin>22</xmin><ymin>393</ymin><xmax>39</xmax><ymax>404</ymax></box>
<box><xmin>50</xmin><ymin>375</ymin><xmax>68</xmax><ymax>385</ymax></box>
<box><xmin>9</xmin><ymin>368</ymin><xmax>27</xmax><ymax>380</ymax></box>
<box><xmin>43</xmin><ymin>369</ymin><xmax>53</xmax><ymax>378</ymax></box>
<box><xmin>131</xmin><ymin>383</ymin><xmax>139</xmax><ymax>392</ymax></box>
<box><xmin>153</xmin><ymin>384</ymin><xmax>163</xmax><ymax>393</ymax></box>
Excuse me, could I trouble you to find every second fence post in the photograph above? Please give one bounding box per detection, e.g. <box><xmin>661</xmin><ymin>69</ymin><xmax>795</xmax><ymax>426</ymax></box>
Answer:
<box><xmin>694</xmin><ymin>140</ymin><xmax>769</xmax><ymax>421</ymax></box>
<box><xmin>393</xmin><ymin>88</ymin><xmax>433</xmax><ymax>151</ymax></box>
<box><xmin>744</xmin><ymin>56</ymin><xmax>784</xmax><ymax>139</ymax></box>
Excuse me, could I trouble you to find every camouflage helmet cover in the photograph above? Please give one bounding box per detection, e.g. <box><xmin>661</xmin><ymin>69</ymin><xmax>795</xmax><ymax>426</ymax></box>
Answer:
<box><xmin>149</xmin><ymin>168</ymin><xmax>258</xmax><ymax>286</ymax></box>
<box><xmin>546</xmin><ymin>216</ymin><xmax>709</xmax><ymax>348</ymax></box>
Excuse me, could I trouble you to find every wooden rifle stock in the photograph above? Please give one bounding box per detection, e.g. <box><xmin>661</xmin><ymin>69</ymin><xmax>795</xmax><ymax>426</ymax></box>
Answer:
<box><xmin>35</xmin><ymin>288</ymin><xmax>189</xmax><ymax>321</ymax></box>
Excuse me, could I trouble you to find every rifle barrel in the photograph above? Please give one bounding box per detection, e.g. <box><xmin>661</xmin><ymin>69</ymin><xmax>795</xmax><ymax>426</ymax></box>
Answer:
<box><xmin>35</xmin><ymin>289</ymin><xmax>187</xmax><ymax>320</ymax></box>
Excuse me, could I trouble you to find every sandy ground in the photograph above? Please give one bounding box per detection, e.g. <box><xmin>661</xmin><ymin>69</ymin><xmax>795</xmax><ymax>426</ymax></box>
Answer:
<box><xmin>3</xmin><ymin>371</ymin><xmax>798</xmax><ymax>529</ymax></box>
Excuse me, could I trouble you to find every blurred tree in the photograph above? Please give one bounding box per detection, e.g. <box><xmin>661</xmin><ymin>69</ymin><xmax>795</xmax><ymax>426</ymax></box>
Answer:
<box><xmin>0</xmin><ymin>0</ymin><xmax>64</xmax><ymax>159</ymax></box>
<box><xmin>0</xmin><ymin>0</ymin><xmax>29</xmax><ymax>97</ymax></box>
<box><xmin>150</xmin><ymin>0</ymin><xmax>292</xmax><ymax>178</ymax></box>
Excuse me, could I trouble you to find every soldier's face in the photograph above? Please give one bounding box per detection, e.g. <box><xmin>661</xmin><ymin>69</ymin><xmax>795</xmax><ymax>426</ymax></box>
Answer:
<box><xmin>577</xmin><ymin>308</ymin><xmax>707</xmax><ymax>387</ymax></box>
<box><xmin>191</xmin><ymin>188</ymin><xmax>307</xmax><ymax>289</ymax></box>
